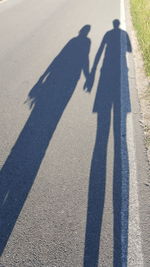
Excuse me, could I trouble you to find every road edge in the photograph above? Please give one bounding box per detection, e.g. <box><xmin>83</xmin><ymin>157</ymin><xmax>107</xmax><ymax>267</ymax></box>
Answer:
<box><xmin>124</xmin><ymin>0</ymin><xmax>150</xmax><ymax>265</ymax></box>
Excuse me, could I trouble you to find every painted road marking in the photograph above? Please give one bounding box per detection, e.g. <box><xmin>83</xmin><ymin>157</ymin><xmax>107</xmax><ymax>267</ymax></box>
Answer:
<box><xmin>0</xmin><ymin>0</ymin><xmax>8</xmax><ymax>4</ymax></box>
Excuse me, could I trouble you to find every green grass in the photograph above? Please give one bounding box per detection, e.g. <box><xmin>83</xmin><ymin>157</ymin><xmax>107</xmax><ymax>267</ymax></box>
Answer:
<box><xmin>130</xmin><ymin>0</ymin><xmax>150</xmax><ymax>76</ymax></box>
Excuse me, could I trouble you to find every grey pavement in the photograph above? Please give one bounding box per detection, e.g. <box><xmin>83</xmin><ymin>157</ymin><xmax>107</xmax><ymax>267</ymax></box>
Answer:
<box><xmin>0</xmin><ymin>0</ymin><xmax>149</xmax><ymax>266</ymax></box>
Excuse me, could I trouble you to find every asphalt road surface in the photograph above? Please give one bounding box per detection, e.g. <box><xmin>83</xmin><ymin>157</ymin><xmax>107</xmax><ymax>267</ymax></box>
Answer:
<box><xmin>0</xmin><ymin>0</ymin><xmax>149</xmax><ymax>266</ymax></box>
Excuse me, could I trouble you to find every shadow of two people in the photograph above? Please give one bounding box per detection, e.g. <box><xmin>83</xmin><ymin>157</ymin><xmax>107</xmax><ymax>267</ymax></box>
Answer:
<box><xmin>0</xmin><ymin>20</ymin><xmax>132</xmax><ymax>267</ymax></box>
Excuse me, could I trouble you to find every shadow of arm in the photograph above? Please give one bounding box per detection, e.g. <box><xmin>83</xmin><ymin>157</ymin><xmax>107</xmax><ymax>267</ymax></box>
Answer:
<box><xmin>83</xmin><ymin>39</ymin><xmax>91</xmax><ymax>80</ymax></box>
<box><xmin>126</xmin><ymin>32</ymin><xmax>132</xmax><ymax>53</ymax></box>
<box><xmin>84</xmin><ymin>37</ymin><xmax>106</xmax><ymax>92</ymax></box>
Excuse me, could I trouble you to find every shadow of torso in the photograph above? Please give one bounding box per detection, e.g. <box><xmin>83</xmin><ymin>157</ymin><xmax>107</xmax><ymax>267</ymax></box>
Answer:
<box><xmin>93</xmin><ymin>29</ymin><xmax>122</xmax><ymax>113</ymax></box>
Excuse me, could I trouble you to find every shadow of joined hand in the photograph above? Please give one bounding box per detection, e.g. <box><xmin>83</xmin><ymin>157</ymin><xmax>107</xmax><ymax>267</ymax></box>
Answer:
<box><xmin>83</xmin><ymin>71</ymin><xmax>95</xmax><ymax>93</ymax></box>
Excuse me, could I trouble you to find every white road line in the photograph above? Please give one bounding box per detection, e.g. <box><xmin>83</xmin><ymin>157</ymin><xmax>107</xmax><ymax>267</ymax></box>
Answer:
<box><xmin>120</xmin><ymin>0</ymin><xmax>144</xmax><ymax>266</ymax></box>
<box><xmin>0</xmin><ymin>0</ymin><xmax>8</xmax><ymax>4</ymax></box>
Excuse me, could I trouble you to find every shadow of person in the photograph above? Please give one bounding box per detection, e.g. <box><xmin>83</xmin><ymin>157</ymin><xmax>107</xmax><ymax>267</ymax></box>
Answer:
<box><xmin>0</xmin><ymin>25</ymin><xmax>91</xmax><ymax>255</ymax></box>
<box><xmin>83</xmin><ymin>19</ymin><xmax>132</xmax><ymax>266</ymax></box>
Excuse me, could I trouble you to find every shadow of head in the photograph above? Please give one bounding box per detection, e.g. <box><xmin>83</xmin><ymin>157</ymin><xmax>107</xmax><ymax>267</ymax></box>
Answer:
<box><xmin>113</xmin><ymin>19</ymin><xmax>120</xmax><ymax>29</ymax></box>
<box><xmin>79</xmin><ymin>25</ymin><xmax>91</xmax><ymax>37</ymax></box>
